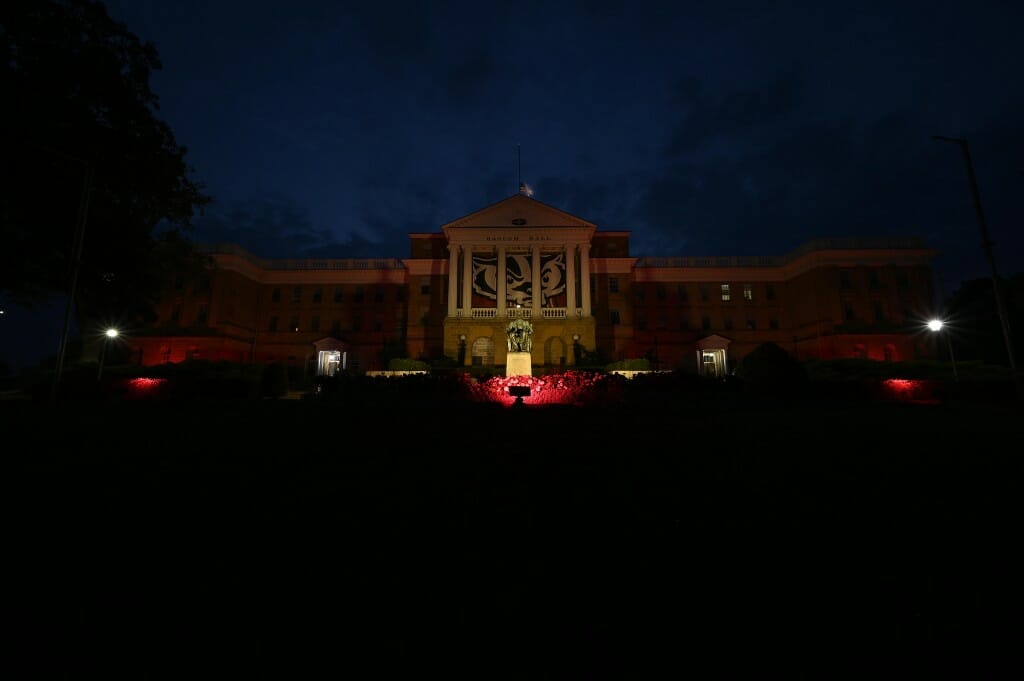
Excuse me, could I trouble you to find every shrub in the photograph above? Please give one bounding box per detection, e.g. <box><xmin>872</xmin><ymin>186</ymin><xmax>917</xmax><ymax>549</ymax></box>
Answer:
<box><xmin>734</xmin><ymin>342</ymin><xmax>809</xmax><ymax>393</ymax></box>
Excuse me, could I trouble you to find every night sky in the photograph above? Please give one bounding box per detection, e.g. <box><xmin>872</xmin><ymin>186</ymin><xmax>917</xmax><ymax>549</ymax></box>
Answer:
<box><xmin>5</xmin><ymin>0</ymin><xmax>1024</xmax><ymax>369</ymax></box>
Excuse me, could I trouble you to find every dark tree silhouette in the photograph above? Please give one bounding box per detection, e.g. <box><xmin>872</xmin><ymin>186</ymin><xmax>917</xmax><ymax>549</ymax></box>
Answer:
<box><xmin>0</xmin><ymin>0</ymin><xmax>211</xmax><ymax>327</ymax></box>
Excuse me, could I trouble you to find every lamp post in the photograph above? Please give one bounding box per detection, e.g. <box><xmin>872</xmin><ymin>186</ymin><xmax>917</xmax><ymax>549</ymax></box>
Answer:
<box><xmin>50</xmin><ymin>160</ymin><xmax>94</xmax><ymax>405</ymax></box>
<box><xmin>927</xmin><ymin>319</ymin><xmax>958</xmax><ymax>382</ymax></box>
<box><xmin>97</xmin><ymin>327</ymin><xmax>119</xmax><ymax>382</ymax></box>
<box><xmin>931</xmin><ymin>135</ymin><xmax>1019</xmax><ymax>397</ymax></box>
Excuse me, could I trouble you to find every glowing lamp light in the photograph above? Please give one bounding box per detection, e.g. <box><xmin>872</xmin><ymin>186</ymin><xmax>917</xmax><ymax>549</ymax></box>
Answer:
<box><xmin>927</xmin><ymin>319</ymin><xmax>943</xmax><ymax>332</ymax></box>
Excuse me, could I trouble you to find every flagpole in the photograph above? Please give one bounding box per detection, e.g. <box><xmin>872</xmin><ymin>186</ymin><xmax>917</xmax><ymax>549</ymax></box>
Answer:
<box><xmin>517</xmin><ymin>144</ymin><xmax>521</xmax><ymax>193</ymax></box>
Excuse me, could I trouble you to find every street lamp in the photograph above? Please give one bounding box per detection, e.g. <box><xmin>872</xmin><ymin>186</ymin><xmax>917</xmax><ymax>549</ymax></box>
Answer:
<box><xmin>931</xmin><ymin>135</ymin><xmax>1019</xmax><ymax>397</ymax></box>
<box><xmin>927</xmin><ymin>318</ymin><xmax>958</xmax><ymax>382</ymax></box>
<box><xmin>97</xmin><ymin>327</ymin><xmax>119</xmax><ymax>381</ymax></box>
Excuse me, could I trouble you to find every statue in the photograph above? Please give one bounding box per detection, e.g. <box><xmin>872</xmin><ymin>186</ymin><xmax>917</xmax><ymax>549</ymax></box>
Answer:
<box><xmin>506</xmin><ymin>318</ymin><xmax>533</xmax><ymax>353</ymax></box>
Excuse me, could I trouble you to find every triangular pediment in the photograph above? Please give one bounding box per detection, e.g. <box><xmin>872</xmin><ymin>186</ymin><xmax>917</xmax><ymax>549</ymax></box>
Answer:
<box><xmin>313</xmin><ymin>336</ymin><xmax>347</xmax><ymax>352</ymax></box>
<box><xmin>443</xmin><ymin>194</ymin><xmax>595</xmax><ymax>229</ymax></box>
<box><xmin>696</xmin><ymin>334</ymin><xmax>732</xmax><ymax>350</ymax></box>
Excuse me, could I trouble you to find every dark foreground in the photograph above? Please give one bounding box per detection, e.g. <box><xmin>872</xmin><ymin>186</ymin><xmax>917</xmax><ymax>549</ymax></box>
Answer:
<box><xmin>4</xmin><ymin>395</ymin><xmax>1022</xmax><ymax>676</ymax></box>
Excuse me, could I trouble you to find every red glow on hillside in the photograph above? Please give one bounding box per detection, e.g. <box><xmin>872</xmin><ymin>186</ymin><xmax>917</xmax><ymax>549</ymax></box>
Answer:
<box><xmin>880</xmin><ymin>378</ymin><xmax>940</xmax><ymax>404</ymax></box>
<box><xmin>466</xmin><ymin>371</ymin><xmax>621</xmax><ymax>407</ymax></box>
<box><xmin>126</xmin><ymin>377</ymin><xmax>168</xmax><ymax>395</ymax></box>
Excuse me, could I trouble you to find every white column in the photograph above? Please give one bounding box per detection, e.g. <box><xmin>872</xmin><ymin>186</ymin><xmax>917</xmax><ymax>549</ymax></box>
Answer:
<box><xmin>497</xmin><ymin>245</ymin><xmax>506</xmax><ymax>317</ymax></box>
<box><xmin>447</xmin><ymin>244</ymin><xmax>459</xmax><ymax>316</ymax></box>
<box><xmin>531</xmin><ymin>245</ymin><xmax>541</xmax><ymax>318</ymax></box>
<box><xmin>462</xmin><ymin>244</ymin><xmax>473</xmax><ymax>316</ymax></box>
<box><xmin>580</xmin><ymin>244</ymin><xmax>592</xmax><ymax>316</ymax></box>
<box><xmin>565</xmin><ymin>244</ymin><xmax>577</xmax><ymax>313</ymax></box>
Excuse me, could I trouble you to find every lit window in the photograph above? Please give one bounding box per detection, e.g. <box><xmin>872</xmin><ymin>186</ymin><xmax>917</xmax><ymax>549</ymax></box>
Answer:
<box><xmin>743</xmin><ymin>285</ymin><xmax>753</xmax><ymax>301</ymax></box>
<box><xmin>721</xmin><ymin>284</ymin><xmax>731</xmax><ymax>302</ymax></box>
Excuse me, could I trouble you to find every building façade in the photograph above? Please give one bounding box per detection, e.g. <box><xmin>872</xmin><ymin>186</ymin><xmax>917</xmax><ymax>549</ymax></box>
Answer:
<box><xmin>126</xmin><ymin>192</ymin><xmax>939</xmax><ymax>378</ymax></box>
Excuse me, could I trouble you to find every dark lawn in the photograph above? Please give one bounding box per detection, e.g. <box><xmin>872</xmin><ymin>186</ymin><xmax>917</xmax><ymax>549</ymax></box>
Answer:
<box><xmin>4</xmin><ymin>396</ymin><xmax>1022</xmax><ymax>676</ymax></box>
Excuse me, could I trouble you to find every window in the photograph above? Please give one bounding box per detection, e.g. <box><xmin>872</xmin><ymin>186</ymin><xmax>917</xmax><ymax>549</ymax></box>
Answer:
<box><xmin>743</xmin><ymin>284</ymin><xmax>753</xmax><ymax>301</ymax></box>
<box><xmin>699</xmin><ymin>286</ymin><xmax>709</xmax><ymax>303</ymax></box>
<box><xmin>354</xmin><ymin>286</ymin><xmax>365</xmax><ymax>303</ymax></box>
<box><xmin>289</xmin><ymin>316</ymin><xmax>299</xmax><ymax>332</ymax></box>
<box><xmin>844</xmin><ymin>302</ymin><xmax>855</xmax><ymax>321</ymax></box>
<box><xmin>609</xmin><ymin>278</ymin><xmax>619</xmax><ymax>294</ymax></box>
<box><xmin>268</xmin><ymin>316</ymin><xmax>278</xmax><ymax>332</ymax></box>
<box><xmin>197</xmin><ymin>275</ymin><xmax>211</xmax><ymax>294</ymax></box>
<box><xmin>874</xmin><ymin>302</ymin><xmax>884</xmax><ymax>322</ymax></box>
<box><xmin>396</xmin><ymin>288</ymin><xmax>406</xmax><ymax>302</ymax></box>
<box><xmin>869</xmin><ymin>271</ymin><xmax>880</xmax><ymax>289</ymax></box>
<box><xmin>656</xmin><ymin>285</ymin><xmax>666</xmax><ymax>301</ymax></box>
<box><xmin>311</xmin><ymin>315</ymin><xmax>320</xmax><ymax>332</ymax></box>
<box><xmin>333</xmin><ymin>286</ymin><xmax>344</xmax><ymax>303</ymax></box>
<box><xmin>634</xmin><ymin>287</ymin><xmax>645</xmax><ymax>302</ymax></box>
<box><xmin>677</xmin><ymin>285</ymin><xmax>688</xmax><ymax>302</ymax></box>
<box><xmin>195</xmin><ymin>304</ymin><xmax>208</xmax><ymax>326</ymax></box>
<box><xmin>658</xmin><ymin>313</ymin><xmax>669</xmax><ymax>330</ymax></box>
<box><xmin>766</xmin><ymin>284</ymin><xmax>776</xmax><ymax>301</ymax></box>
<box><xmin>271</xmin><ymin>287</ymin><xmax>281</xmax><ymax>303</ymax></box>
<box><xmin>896</xmin><ymin>270</ymin><xmax>909</xmax><ymax>289</ymax></box>
<box><xmin>374</xmin><ymin>287</ymin><xmax>384</xmax><ymax>303</ymax></box>
<box><xmin>721</xmin><ymin>284</ymin><xmax>731</xmax><ymax>302</ymax></box>
<box><xmin>610</xmin><ymin>309</ymin><xmax>621</xmax><ymax>325</ymax></box>
<box><xmin>746</xmin><ymin>318</ymin><xmax>756</xmax><ymax>330</ymax></box>
<box><xmin>312</xmin><ymin>287</ymin><xmax>323</xmax><ymax>304</ymax></box>
<box><xmin>724</xmin><ymin>318</ymin><xmax>733</xmax><ymax>331</ymax></box>
<box><xmin>702</xmin><ymin>316</ymin><xmax>711</xmax><ymax>331</ymax></box>
<box><xmin>840</xmin><ymin>271</ymin><xmax>852</xmax><ymax>289</ymax></box>
<box><xmin>291</xmin><ymin>286</ymin><xmax>302</xmax><ymax>303</ymax></box>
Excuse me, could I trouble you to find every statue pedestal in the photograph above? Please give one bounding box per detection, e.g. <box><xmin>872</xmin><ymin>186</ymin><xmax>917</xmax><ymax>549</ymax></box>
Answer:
<box><xmin>506</xmin><ymin>351</ymin><xmax>533</xmax><ymax>377</ymax></box>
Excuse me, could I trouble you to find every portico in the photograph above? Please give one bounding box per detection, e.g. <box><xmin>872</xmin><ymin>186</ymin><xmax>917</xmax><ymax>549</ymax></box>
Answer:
<box><xmin>442</xmin><ymin>194</ymin><xmax>597</xmax><ymax>367</ymax></box>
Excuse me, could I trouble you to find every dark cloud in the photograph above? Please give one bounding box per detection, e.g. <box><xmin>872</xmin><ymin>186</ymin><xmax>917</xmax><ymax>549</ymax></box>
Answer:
<box><xmin>194</xmin><ymin>196</ymin><xmax>353</xmax><ymax>259</ymax></box>
<box><xmin>668</xmin><ymin>73</ymin><xmax>803</xmax><ymax>155</ymax></box>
